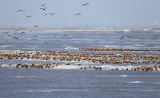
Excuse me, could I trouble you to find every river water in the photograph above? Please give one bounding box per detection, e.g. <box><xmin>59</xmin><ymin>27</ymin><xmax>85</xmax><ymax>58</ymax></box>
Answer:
<box><xmin>0</xmin><ymin>31</ymin><xmax>160</xmax><ymax>98</ymax></box>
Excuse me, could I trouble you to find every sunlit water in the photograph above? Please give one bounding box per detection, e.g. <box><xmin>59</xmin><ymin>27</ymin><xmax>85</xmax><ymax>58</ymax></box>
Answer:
<box><xmin>0</xmin><ymin>31</ymin><xmax>160</xmax><ymax>97</ymax></box>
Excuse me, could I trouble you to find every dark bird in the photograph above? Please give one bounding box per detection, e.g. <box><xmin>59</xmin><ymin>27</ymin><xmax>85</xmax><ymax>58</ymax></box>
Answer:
<box><xmin>153</xmin><ymin>37</ymin><xmax>158</xmax><ymax>39</ymax></box>
<box><xmin>119</xmin><ymin>36</ymin><xmax>124</xmax><ymax>40</ymax></box>
<box><xmin>4</xmin><ymin>31</ymin><xmax>9</xmax><ymax>34</ymax></box>
<box><xmin>40</xmin><ymin>7</ymin><xmax>47</xmax><ymax>10</ymax></box>
<box><xmin>154</xmin><ymin>34</ymin><xmax>158</xmax><ymax>37</ymax></box>
<box><xmin>20</xmin><ymin>32</ymin><xmax>25</xmax><ymax>35</ymax></box>
<box><xmin>14</xmin><ymin>36</ymin><xmax>19</xmax><ymax>39</ymax></box>
<box><xmin>75</xmin><ymin>13</ymin><xmax>81</xmax><ymax>16</ymax></box>
<box><xmin>42</xmin><ymin>13</ymin><xmax>48</xmax><ymax>16</ymax></box>
<box><xmin>63</xmin><ymin>35</ymin><xmax>67</xmax><ymax>37</ymax></box>
<box><xmin>15</xmin><ymin>29</ymin><xmax>20</xmax><ymax>32</ymax></box>
<box><xmin>45</xmin><ymin>42</ymin><xmax>48</xmax><ymax>44</ymax></box>
<box><xmin>127</xmin><ymin>36</ymin><xmax>132</xmax><ymax>38</ymax></box>
<box><xmin>16</xmin><ymin>10</ymin><xmax>25</xmax><ymax>12</ymax></box>
<box><xmin>48</xmin><ymin>12</ymin><xmax>55</xmax><ymax>15</ymax></box>
<box><xmin>82</xmin><ymin>3</ymin><xmax>89</xmax><ymax>6</ymax></box>
<box><xmin>33</xmin><ymin>24</ymin><xmax>38</xmax><ymax>27</ymax></box>
<box><xmin>25</xmin><ymin>15</ymin><xmax>33</xmax><ymax>18</ymax></box>
<box><xmin>39</xmin><ymin>3</ymin><xmax>46</xmax><ymax>7</ymax></box>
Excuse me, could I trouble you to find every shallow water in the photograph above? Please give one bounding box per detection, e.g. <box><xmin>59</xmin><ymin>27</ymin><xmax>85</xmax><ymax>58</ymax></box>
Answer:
<box><xmin>0</xmin><ymin>31</ymin><xmax>160</xmax><ymax>97</ymax></box>
<box><xmin>0</xmin><ymin>68</ymin><xmax>160</xmax><ymax>98</ymax></box>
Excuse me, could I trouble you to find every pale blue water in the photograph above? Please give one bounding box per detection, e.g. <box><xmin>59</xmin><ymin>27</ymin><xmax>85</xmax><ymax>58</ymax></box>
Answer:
<box><xmin>0</xmin><ymin>31</ymin><xmax>160</xmax><ymax>98</ymax></box>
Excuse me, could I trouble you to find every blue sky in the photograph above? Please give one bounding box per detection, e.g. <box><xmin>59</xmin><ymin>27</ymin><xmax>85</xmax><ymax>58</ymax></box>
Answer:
<box><xmin>0</xmin><ymin>0</ymin><xmax>160</xmax><ymax>28</ymax></box>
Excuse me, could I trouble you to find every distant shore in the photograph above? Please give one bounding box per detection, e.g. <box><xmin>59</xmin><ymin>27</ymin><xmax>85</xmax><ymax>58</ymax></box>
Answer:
<box><xmin>0</xmin><ymin>29</ymin><xmax>160</xmax><ymax>33</ymax></box>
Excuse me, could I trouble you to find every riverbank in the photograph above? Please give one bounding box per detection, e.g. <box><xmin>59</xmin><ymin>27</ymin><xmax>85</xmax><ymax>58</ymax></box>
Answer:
<box><xmin>0</xmin><ymin>29</ymin><xmax>160</xmax><ymax>33</ymax></box>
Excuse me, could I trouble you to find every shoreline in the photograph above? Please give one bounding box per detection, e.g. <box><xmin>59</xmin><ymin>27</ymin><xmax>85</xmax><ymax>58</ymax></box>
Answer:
<box><xmin>0</xmin><ymin>29</ymin><xmax>160</xmax><ymax>33</ymax></box>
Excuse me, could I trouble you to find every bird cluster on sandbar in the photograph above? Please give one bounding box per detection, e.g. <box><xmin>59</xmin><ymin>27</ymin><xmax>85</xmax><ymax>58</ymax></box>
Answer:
<box><xmin>0</xmin><ymin>48</ymin><xmax>160</xmax><ymax>71</ymax></box>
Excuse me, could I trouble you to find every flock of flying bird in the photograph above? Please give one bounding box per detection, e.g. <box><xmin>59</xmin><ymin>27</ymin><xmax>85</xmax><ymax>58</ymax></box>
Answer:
<box><xmin>16</xmin><ymin>2</ymin><xmax>89</xmax><ymax>19</ymax></box>
<box><xmin>4</xmin><ymin>2</ymin><xmax>160</xmax><ymax>44</ymax></box>
<box><xmin>11</xmin><ymin>2</ymin><xmax>90</xmax><ymax>44</ymax></box>
<box><xmin>16</xmin><ymin>3</ymin><xmax>56</xmax><ymax>20</ymax></box>
<box><xmin>15</xmin><ymin>3</ymin><xmax>89</xmax><ymax>29</ymax></box>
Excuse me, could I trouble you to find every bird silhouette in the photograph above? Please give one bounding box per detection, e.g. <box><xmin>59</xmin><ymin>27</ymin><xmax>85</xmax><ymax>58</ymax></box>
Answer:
<box><xmin>40</xmin><ymin>7</ymin><xmax>47</xmax><ymax>10</ymax></box>
<box><xmin>14</xmin><ymin>29</ymin><xmax>20</xmax><ymax>32</ymax></box>
<box><xmin>25</xmin><ymin>15</ymin><xmax>33</xmax><ymax>18</ymax></box>
<box><xmin>119</xmin><ymin>36</ymin><xmax>124</xmax><ymax>40</ymax></box>
<box><xmin>16</xmin><ymin>10</ymin><xmax>25</xmax><ymax>12</ymax></box>
<box><xmin>127</xmin><ymin>36</ymin><xmax>132</xmax><ymax>38</ymax></box>
<box><xmin>33</xmin><ymin>24</ymin><xmax>38</xmax><ymax>27</ymax></box>
<box><xmin>4</xmin><ymin>31</ymin><xmax>9</xmax><ymax>34</ymax></box>
<box><xmin>153</xmin><ymin>37</ymin><xmax>158</xmax><ymax>39</ymax></box>
<box><xmin>48</xmin><ymin>12</ymin><xmax>55</xmax><ymax>15</ymax></box>
<box><xmin>75</xmin><ymin>13</ymin><xmax>81</xmax><ymax>16</ymax></box>
<box><xmin>42</xmin><ymin>13</ymin><xmax>48</xmax><ymax>16</ymax></box>
<box><xmin>20</xmin><ymin>32</ymin><xmax>25</xmax><ymax>35</ymax></box>
<box><xmin>14</xmin><ymin>36</ymin><xmax>19</xmax><ymax>39</ymax></box>
<box><xmin>39</xmin><ymin>3</ymin><xmax>46</xmax><ymax>7</ymax></box>
<box><xmin>82</xmin><ymin>3</ymin><xmax>89</xmax><ymax>6</ymax></box>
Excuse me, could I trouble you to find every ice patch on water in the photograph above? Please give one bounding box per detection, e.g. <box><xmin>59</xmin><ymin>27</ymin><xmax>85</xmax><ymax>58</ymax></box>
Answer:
<box><xmin>120</xmin><ymin>75</ymin><xmax>128</xmax><ymax>77</ymax></box>
<box><xmin>1</xmin><ymin>45</ymin><xmax>14</xmax><ymax>48</ymax></box>
<box><xmin>127</xmin><ymin>81</ymin><xmax>160</xmax><ymax>84</ymax></box>
<box><xmin>137</xmin><ymin>90</ymin><xmax>160</xmax><ymax>92</ymax></box>
<box><xmin>52</xmin><ymin>65</ymin><xmax>80</xmax><ymax>70</ymax></box>
<box><xmin>130</xmin><ymin>81</ymin><xmax>143</xmax><ymax>83</ymax></box>
<box><xmin>1</xmin><ymin>64</ymin><xmax>9</xmax><ymax>67</ymax></box>
<box><xmin>134</xmin><ymin>45</ymin><xmax>145</xmax><ymax>47</ymax></box>
<box><xmin>105</xmin><ymin>45</ymin><xmax>119</xmax><ymax>48</ymax></box>
<box><xmin>103</xmin><ymin>65</ymin><xmax>134</xmax><ymax>70</ymax></box>
<box><xmin>65</xmin><ymin>46</ymin><xmax>79</xmax><ymax>50</ymax></box>
<box><xmin>14</xmin><ymin>76</ymin><xmax>37</xmax><ymax>78</ymax></box>
<box><xmin>21</xmin><ymin>89</ymin><xmax>88</xmax><ymax>93</ymax></box>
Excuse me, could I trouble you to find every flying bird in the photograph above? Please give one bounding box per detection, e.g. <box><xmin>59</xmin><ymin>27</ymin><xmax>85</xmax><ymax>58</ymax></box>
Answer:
<box><xmin>42</xmin><ymin>13</ymin><xmax>48</xmax><ymax>16</ymax></box>
<box><xmin>48</xmin><ymin>12</ymin><xmax>55</xmax><ymax>15</ymax></box>
<box><xmin>20</xmin><ymin>32</ymin><xmax>25</xmax><ymax>35</ymax></box>
<box><xmin>25</xmin><ymin>15</ymin><xmax>33</xmax><ymax>18</ymax></box>
<box><xmin>4</xmin><ymin>31</ymin><xmax>9</xmax><ymax>34</ymax></box>
<box><xmin>75</xmin><ymin>13</ymin><xmax>81</xmax><ymax>16</ymax></box>
<box><xmin>39</xmin><ymin>3</ymin><xmax>46</xmax><ymax>7</ymax></box>
<box><xmin>82</xmin><ymin>3</ymin><xmax>89</xmax><ymax>6</ymax></box>
<box><xmin>14</xmin><ymin>36</ymin><xmax>19</xmax><ymax>39</ymax></box>
<box><xmin>33</xmin><ymin>24</ymin><xmax>38</xmax><ymax>27</ymax></box>
<box><xmin>16</xmin><ymin>10</ymin><xmax>25</xmax><ymax>12</ymax></box>
<box><xmin>40</xmin><ymin>7</ymin><xmax>47</xmax><ymax>10</ymax></box>
<box><xmin>119</xmin><ymin>36</ymin><xmax>124</xmax><ymax>40</ymax></box>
